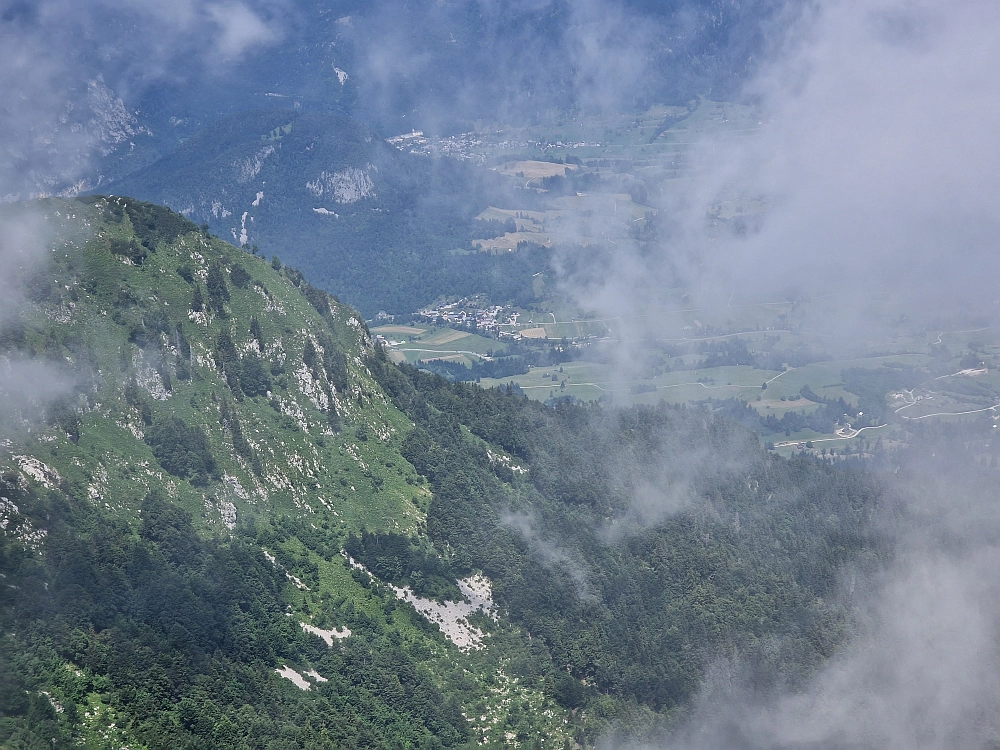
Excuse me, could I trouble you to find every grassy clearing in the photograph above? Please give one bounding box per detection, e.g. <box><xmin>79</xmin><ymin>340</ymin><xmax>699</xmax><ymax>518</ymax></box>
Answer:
<box><xmin>371</xmin><ymin>324</ymin><xmax>428</xmax><ymax>336</ymax></box>
<box><xmin>476</xmin><ymin>206</ymin><xmax>548</xmax><ymax>226</ymax></box>
<box><xmin>381</xmin><ymin>326</ymin><xmax>503</xmax><ymax>366</ymax></box>
<box><xmin>771</xmin><ymin>424</ymin><xmax>897</xmax><ymax>458</ymax></box>
<box><xmin>479</xmin><ymin>361</ymin><xmax>610</xmax><ymax>400</ymax></box>
<box><xmin>400</xmin><ymin>351</ymin><xmax>475</xmax><ymax>367</ymax></box>
<box><xmin>474</xmin><ymin>231</ymin><xmax>557</xmax><ymax>252</ymax></box>
<box><xmin>497</xmin><ymin>160</ymin><xmax>578</xmax><ymax>178</ymax></box>
<box><xmin>472</xmin><ymin>191</ymin><xmax>651</xmax><ymax>253</ymax></box>
<box><xmin>420</xmin><ymin>328</ymin><xmax>475</xmax><ymax>346</ymax></box>
<box><xmin>754</xmin><ymin>396</ymin><xmax>821</xmax><ymax>416</ymax></box>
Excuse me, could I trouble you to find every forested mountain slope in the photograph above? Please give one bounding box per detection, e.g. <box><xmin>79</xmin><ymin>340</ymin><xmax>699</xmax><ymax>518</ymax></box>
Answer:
<box><xmin>0</xmin><ymin>198</ymin><xmax>884</xmax><ymax>748</ymax></box>
<box><xmin>109</xmin><ymin>110</ymin><xmax>546</xmax><ymax>317</ymax></box>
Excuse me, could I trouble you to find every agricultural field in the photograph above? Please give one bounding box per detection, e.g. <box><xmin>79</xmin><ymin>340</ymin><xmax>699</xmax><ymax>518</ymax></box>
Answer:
<box><xmin>391</xmin><ymin>98</ymin><xmax>760</xmax><ymax>167</ymax></box>
<box><xmin>494</xmin><ymin>318</ymin><xmax>608</xmax><ymax>340</ymax></box>
<box><xmin>497</xmin><ymin>160</ymin><xmax>579</xmax><ymax>179</ymax></box>
<box><xmin>371</xmin><ymin>324</ymin><xmax>505</xmax><ymax>367</ymax></box>
<box><xmin>472</xmin><ymin>192</ymin><xmax>653</xmax><ymax>252</ymax></box>
<box><xmin>470</xmin><ymin>310</ymin><xmax>1000</xmax><ymax>456</ymax></box>
<box><xmin>388</xmin><ymin>99</ymin><xmax>1000</xmax><ymax>456</ymax></box>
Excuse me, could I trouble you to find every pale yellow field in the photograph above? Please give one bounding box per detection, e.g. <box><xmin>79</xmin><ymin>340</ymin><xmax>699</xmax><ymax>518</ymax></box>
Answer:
<box><xmin>497</xmin><ymin>160</ymin><xmax>578</xmax><ymax>179</ymax></box>
<box><xmin>420</xmin><ymin>328</ymin><xmax>473</xmax><ymax>345</ymax></box>
<box><xmin>371</xmin><ymin>325</ymin><xmax>427</xmax><ymax>336</ymax></box>
<box><xmin>520</xmin><ymin>327</ymin><xmax>548</xmax><ymax>339</ymax></box>
<box><xmin>473</xmin><ymin>232</ymin><xmax>557</xmax><ymax>252</ymax></box>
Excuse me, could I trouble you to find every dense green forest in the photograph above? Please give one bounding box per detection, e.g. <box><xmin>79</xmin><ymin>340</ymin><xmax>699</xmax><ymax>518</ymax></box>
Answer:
<box><xmin>0</xmin><ymin>198</ymin><xmax>889</xmax><ymax>748</ymax></box>
<box><xmin>0</xmin><ymin>486</ymin><xmax>468</xmax><ymax>749</ymax></box>
<box><xmin>369</xmin><ymin>355</ymin><xmax>888</xmax><ymax>709</ymax></box>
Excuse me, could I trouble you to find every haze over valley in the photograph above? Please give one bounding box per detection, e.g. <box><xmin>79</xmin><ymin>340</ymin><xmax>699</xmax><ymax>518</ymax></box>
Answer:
<box><xmin>2</xmin><ymin>1</ymin><xmax>1000</xmax><ymax>749</ymax></box>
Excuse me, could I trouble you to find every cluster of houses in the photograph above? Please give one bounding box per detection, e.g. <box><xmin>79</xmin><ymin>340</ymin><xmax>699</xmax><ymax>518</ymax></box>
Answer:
<box><xmin>385</xmin><ymin>130</ymin><xmax>487</xmax><ymax>162</ymax></box>
<box><xmin>385</xmin><ymin>129</ymin><xmax>596</xmax><ymax>163</ymax></box>
<box><xmin>415</xmin><ymin>298</ymin><xmax>526</xmax><ymax>339</ymax></box>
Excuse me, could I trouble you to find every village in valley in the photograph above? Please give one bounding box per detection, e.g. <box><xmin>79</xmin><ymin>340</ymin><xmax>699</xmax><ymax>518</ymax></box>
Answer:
<box><xmin>376</xmin><ymin>101</ymin><xmax>1000</xmax><ymax>461</ymax></box>
<box><xmin>411</xmin><ymin>296</ymin><xmax>526</xmax><ymax>340</ymax></box>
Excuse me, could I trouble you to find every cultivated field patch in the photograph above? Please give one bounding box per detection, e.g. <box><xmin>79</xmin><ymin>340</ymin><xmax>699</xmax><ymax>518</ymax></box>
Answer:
<box><xmin>421</xmin><ymin>328</ymin><xmax>474</xmax><ymax>346</ymax></box>
<box><xmin>371</xmin><ymin>325</ymin><xmax>427</xmax><ymax>336</ymax></box>
<box><xmin>520</xmin><ymin>327</ymin><xmax>547</xmax><ymax>339</ymax></box>
<box><xmin>474</xmin><ymin>231</ymin><xmax>557</xmax><ymax>252</ymax></box>
<box><xmin>497</xmin><ymin>160</ymin><xmax>579</xmax><ymax>179</ymax></box>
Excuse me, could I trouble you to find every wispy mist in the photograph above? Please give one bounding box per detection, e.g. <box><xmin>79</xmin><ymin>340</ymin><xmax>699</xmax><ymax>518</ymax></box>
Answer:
<box><xmin>0</xmin><ymin>0</ymin><xmax>285</xmax><ymax>429</ymax></box>
<box><xmin>0</xmin><ymin>205</ymin><xmax>72</xmax><ymax>433</ymax></box>
<box><xmin>4</xmin><ymin>0</ymin><xmax>999</xmax><ymax>743</ymax></box>
<box><xmin>0</xmin><ymin>207</ymin><xmax>53</xmax><ymax>318</ymax></box>
<box><xmin>614</xmin><ymin>445</ymin><xmax>1000</xmax><ymax>750</ymax></box>
<box><xmin>551</xmin><ymin>1</ymin><xmax>1000</xmax><ymax>746</ymax></box>
<box><xmin>502</xmin><ymin>509</ymin><xmax>597</xmax><ymax>599</ymax></box>
<box><xmin>563</xmin><ymin>0</ymin><xmax>1000</xmax><ymax>364</ymax></box>
<box><xmin>346</xmin><ymin>0</ymin><xmax>777</xmax><ymax>132</ymax></box>
<box><xmin>0</xmin><ymin>0</ymin><xmax>285</xmax><ymax>198</ymax></box>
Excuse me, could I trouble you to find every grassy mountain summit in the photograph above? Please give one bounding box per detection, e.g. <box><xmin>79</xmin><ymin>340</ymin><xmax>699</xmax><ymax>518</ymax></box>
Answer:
<box><xmin>0</xmin><ymin>198</ymin><xmax>885</xmax><ymax>748</ymax></box>
<box><xmin>0</xmin><ymin>196</ymin><xmax>565</xmax><ymax>748</ymax></box>
<box><xmin>6</xmin><ymin>194</ymin><xmax>423</xmax><ymax>533</ymax></box>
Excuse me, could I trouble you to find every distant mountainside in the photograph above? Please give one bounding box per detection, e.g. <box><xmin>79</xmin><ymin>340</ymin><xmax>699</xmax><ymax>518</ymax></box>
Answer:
<box><xmin>109</xmin><ymin>109</ymin><xmax>547</xmax><ymax>317</ymax></box>
<box><xmin>0</xmin><ymin>197</ymin><xmax>884</xmax><ymax>748</ymax></box>
<box><xmin>4</xmin><ymin>0</ymin><xmax>786</xmax><ymax>317</ymax></box>
<box><xmin>339</xmin><ymin>0</ymin><xmax>783</xmax><ymax>133</ymax></box>
<box><xmin>107</xmin><ymin>0</ymin><xmax>780</xmax><ymax>145</ymax></box>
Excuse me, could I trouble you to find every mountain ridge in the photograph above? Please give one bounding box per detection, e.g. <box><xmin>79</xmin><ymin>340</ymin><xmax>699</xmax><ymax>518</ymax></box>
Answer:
<box><xmin>0</xmin><ymin>196</ymin><xmax>884</xmax><ymax>749</ymax></box>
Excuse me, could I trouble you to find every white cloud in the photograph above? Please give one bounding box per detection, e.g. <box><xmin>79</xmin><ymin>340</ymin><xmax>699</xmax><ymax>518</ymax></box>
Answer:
<box><xmin>561</xmin><ymin>0</ymin><xmax>1000</xmax><ymax>359</ymax></box>
<box><xmin>207</xmin><ymin>1</ymin><xmax>281</xmax><ymax>60</ymax></box>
